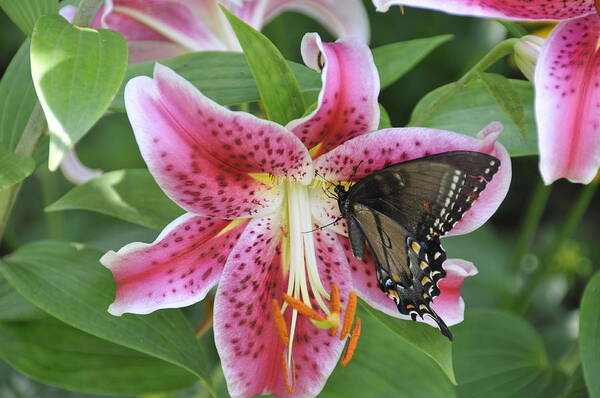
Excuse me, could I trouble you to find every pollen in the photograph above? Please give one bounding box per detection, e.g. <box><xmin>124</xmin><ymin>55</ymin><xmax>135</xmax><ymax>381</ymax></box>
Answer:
<box><xmin>282</xmin><ymin>294</ymin><xmax>326</xmax><ymax>322</ymax></box>
<box><xmin>341</xmin><ymin>317</ymin><xmax>362</xmax><ymax>366</ymax></box>
<box><xmin>329</xmin><ymin>284</ymin><xmax>341</xmax><ymax>336</ymax></box>
<box><xmin>272</xmin><ymin>299</ymin><xmax>289</xmax><ymax>346</ymax></box>
<box><xmin>340</xmin><ymin>291</ymin><xmax>357</xmax><ymax>340</ymax></box>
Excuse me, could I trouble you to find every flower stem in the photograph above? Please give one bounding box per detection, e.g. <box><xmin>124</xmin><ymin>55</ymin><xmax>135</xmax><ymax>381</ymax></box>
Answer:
<box><xmin>495</xmin><ymin>20</ymin><xmax>527</xmax><ymax>38</ymax></box>
<box><xmin>514</xmin><ymin>179</ymin><xmax>598</xmax><ymax>314</ymax></box>
<box><xmin>0</xmin><ymin>103</ymin><xmax>47</xmax><ymax>242</ymax></box>
<box><xmin>508</xmin><ymin>179</ymin><xmax>552</xmax><ymax>274</ymax></box>
<box><xmin>409</xmin><ymin>38</ymin><xmax>518</xmax><ymax>127</ymax></box>
<box><xmin>72</xmin><ymin>0</ymin><xmax>104</xmax><ymax>27</ymax></box>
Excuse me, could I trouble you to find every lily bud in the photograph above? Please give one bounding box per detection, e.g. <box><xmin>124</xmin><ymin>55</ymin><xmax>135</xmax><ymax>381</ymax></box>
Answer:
<box><xmin>513</xmin><ymin>35</ymin><xmax>545</xmax><ymax>82</ymax></box>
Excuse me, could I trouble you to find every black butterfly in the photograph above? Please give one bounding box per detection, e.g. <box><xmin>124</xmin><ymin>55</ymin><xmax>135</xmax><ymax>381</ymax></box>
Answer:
<box><xmin>334</xmin><ymin>151</ymin><xmax>500</xmax><ymax>340</ymax></box>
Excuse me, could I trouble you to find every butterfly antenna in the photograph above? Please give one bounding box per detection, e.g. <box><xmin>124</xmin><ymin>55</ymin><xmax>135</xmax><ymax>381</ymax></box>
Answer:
<box><xmin>302</xmin><ymin>217</ymin><xmax>343</xmax><ymax>234</ymax></box>
<box><xmin>349</xmin><ymin>160</ymin><xmax>364</xmax><ymax>183</ymax></box>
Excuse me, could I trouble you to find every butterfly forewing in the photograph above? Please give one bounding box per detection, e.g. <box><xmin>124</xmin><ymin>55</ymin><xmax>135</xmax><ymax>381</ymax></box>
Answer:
<box><xmin>347</xmin><ymin>151</ymin><xmax>500</xmax><ymax>241</ymax></box>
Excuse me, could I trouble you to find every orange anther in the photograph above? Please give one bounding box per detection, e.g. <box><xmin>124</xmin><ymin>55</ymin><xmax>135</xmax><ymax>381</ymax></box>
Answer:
<box><xmin>283</xmin><ymin>294</ymin><xmax>326</xmax><ymax>322</ymax></box>
<box><xmin>596</xmin><ymin>0</ymin><xmax>600</xmax><ymax>16</ymax></box>
<box><xmin>272</xmin><ymin>299</ymin><xmax>289</xmax><ymax>346</ymax></box>
<box><xmin>339</xmin><ymin>291</ymin><xmax>357</xmax><ymax>340</ymax></box>
<box><xmin>341</xmin><ymin>317</ymin><xmax>362</xmax><ymax>366</ymax></box>
<box><xmin>329</xmin><ymin>284</ymin><xmax>341</xmax><ymax>336</ymax></box>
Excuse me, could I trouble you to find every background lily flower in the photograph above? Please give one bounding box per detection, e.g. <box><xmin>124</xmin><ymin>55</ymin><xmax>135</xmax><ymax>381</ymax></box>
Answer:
<box><xmin>101</xmin><ymin>33</ymin><xmax>511</xmax><ymax>397</ymax></box>
<box><xmin>373</xmin><ymin>1</ymin><xmax>600</xmax><ymax>184</ymax></box>
<box><xmin>61</xmin><ymin>0</ymin><xmax>369</xmax><ymax>63</ymax></box>
<box><xmin>372</xmin><ymin>0</ymin><xmax>596</xmax><ymax>20</ymax></box>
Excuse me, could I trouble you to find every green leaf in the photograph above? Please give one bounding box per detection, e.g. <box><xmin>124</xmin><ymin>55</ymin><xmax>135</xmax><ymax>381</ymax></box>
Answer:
<box><xmin>378</xmin><ymin>104</ymin><xmax>392</xmax><ymax>129</ymax></box>
<box><xmin>477</xmin><ymin>72</ymin><xmax>526</xmax><ymax>136</ymax></box>
<box><xmin>453</xmin><ymin>309</ymin><xmax>554</xmax><ymax>397</ymax></box>
<box><xmin>0</xmin><ymin>317</ymin><xmax>197</xmax><ymax>395</ymax></box>
<box><xmin>30</xmin><ymin>15</ymin><xmax>128</xmax><ymax>170</ymax></box>
<box><xmin>373</xmin><ymin>35</ymin><xmax>453</xmax><ymax>89</ymax></box>
<box><xmin>0</xmin><ymin>0</ymin><xmax>57</xmax><ymax>36</ymax></box>
<box><xmin>561</xmin><ymin>366</ymin><xmax>589</xmax><ymax>398</ymax></box>
<box><xmin>0</xmin><ymin>273</ymin><xmax>45</xmax><ymax>321</ymax></box>
<box><xmin>410</xmin><ymin>79</ymin><xmax>537</xmax><ymax>156</ymax></box>
<box><xmin>0</xmin><ymin>241</ymin><xmax>213</xmax><ymax>393</ymax></box>
<box><xmin>0</xmin><ymin>147</ymin><xmax>35</xmax><ymax>190</ymax></box>
<box><xmin>46</xmin><ymin>169</ymin><xmax>184</xmax><ymax>230</ymax></box>
<box><xmin>361</xmin><ymin>301</ymin><xmax>455</xmax><ymax>384</ymax></box>
<box><xmin>580</xmin><ymin>272</ymin><xmax>600</xmax><ymax>398</ymax></box>
<box><xmin>322</xmin><ymin>309</ymin><xmax>456</xmax><ymax>397</ymax></box>
<box><xmin>111</xmin><ymin>52</ymin><xmax>320</xmax><ymax>112</ymax></box>
<box><xmin>222</xmin><ymin>7</ymin><xmax>305</xmax><ymax>125</ymax></box>
<box><xmin>0</xmin><ymin>40</ymin><xmax>37</xmax><ymax>152</ymax></box>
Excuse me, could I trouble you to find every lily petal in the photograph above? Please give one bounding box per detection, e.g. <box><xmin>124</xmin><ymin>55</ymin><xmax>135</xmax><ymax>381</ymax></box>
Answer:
<box><xmin>125</xmin><ymin>64</ymin><xmax>313</xmax><ymax>219</ymax></box>
<box><xmin>535</xmin><ymin>14</ymin><xmax>600</xmax><ymax>184</ymax></box>
<box><xmin>98</xmin><ymin>0</ymin><xmax>226</xmax><ymax>62</ymax></box>
<box><xmin>215</xmin><ymin>217</ymin><xmax>350</xmax><ymax>398</ymax></box>
<box><xmin>372</xmin><ymin>0</ymin><xmax>595</xmax><ymax>20</ymax></box>
<box><xmin>261</xmin><ymin>0</ymin><xmax>369</xmax><ymax>42</ymax></box>
<box><xmin>287</xmin><ymin>33</ymin><xmax>380</xmax><ymax>155</ymax></box>
<box><xmin>100</xmin><ymin>213</ymin><xmax>248</xmax><ymax>316</ymax></box>
<box><xmin>313</xmin><ymin>123</ymin><xmax>511</xmax><ymax>236</ymax></box>
<box><xmin>342</xmin><ymin>237</ymin><xmax>477</xmax><ymax>327</ymax></box>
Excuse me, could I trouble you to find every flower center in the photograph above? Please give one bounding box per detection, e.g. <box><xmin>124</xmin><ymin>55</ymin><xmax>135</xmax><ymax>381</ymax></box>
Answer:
<box><xmin>270</xmin><ymin>180</ymin><xmax>362</xmax><ymax>392</ymax></box>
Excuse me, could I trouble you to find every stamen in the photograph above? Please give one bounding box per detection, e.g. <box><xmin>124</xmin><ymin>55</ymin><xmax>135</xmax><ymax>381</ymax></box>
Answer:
<box><xmin>272</xmin><ymin>299</ymin><xmax>289</xmax><ymax>346</ymax></box>
<box><xmin>329</xmin><ymin>284</ymin><xmax>341</xmax><ymax>336</ymax></box>
<box><xmin>341</xmin><ymin>317</ymin><xmax>362</xmax><ymax>366</ymax></box>
<box><xmin>339</xmin><ymin>291</ymin><xmax>357</xmax><ymax>340</ymax></box>
<box><xmin>282</xmin><ymin>350</ymin><xmax>296</xmax><ymax>393</ymax></box>
<box><xmin>283</xmin><ymin>294</ymin><xmax>326</xmax><ymax>322</ymax></box>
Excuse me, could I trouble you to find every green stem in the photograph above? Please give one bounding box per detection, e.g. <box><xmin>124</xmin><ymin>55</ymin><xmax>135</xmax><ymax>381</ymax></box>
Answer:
<box><xmin>409</xmin><ymin>38</ymin><xmax>518</xmax><ymax>127</ymax></box>
<box><xmin>72</xmin><ymin>0</ymin><xmax>104</xmax><ymax>27</ymax></box>
<box><xmin>508</xmin><ymin>180</ymin><xmax>552</xmax><ymax>273</ymax></box>
<box><xmin>514</xmin><ymin>179</ymin><xmax>599</xmax><ymax>314</ymax></box>
<box><xmin>0</xmin><ymin>103</ymin><xmax>47</xmax><ymax>241</ymax></box>
<box><xmin>495</xmin><ymin>20</ymin><xmax>528</xmax><ymax>38</ymax></box>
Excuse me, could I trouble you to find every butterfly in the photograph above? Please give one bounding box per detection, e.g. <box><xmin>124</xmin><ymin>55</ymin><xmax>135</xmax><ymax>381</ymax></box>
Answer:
<box><xmin>334</xmin><ymin>151</ymin><xmax>500</xmax><ymax>340</ymax></box>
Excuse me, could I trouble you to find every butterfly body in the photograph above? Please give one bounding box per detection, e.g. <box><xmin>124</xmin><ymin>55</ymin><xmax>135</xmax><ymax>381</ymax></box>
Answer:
<box><xmin>335</xmin><ymin>151</ymin><xmax>500</xmax><ymax>340</ymax></box>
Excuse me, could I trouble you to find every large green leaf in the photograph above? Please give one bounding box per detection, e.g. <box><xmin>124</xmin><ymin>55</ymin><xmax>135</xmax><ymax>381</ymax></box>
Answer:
<box><xmin>31</xmin><ymin>15</ymin><xmax>128</xmax><ymax>170</ymax></box>
<box><xmin>322</xmin><ymin>309</ymin><xmax>456</xmax><ymax>397</ymax></box>
<box><xmin>0</xmin><ymin>241</ymin><xmax>213</xmax><ymax>393</ymax></box>
<box><xmin>111</xmin><ymin>52</ymin><xmax>320</xmax><ymax>112</ymax></box>
<box><xmin>0</xmin><ymin>0</ymin><xmax>57</xmax><ymax>36</ymax></box>
<box><xmin>453</xmin><ymin>309</ymin><xmax>558</xmax><ymax>398</ymax></box>
<box><xmin>373</xmin><ymin>35</ymin><xmax>453</xmax><ymax>89</ymax></box>
<box><xmin>0</xmin><ymin>318</ymin><xmax>197</xmax><ymax>395</ymax></box>
<box><xmin>580</xmin><ymin>272</ymin><xmax>600</xmax><ymax>398</ymax></box>
<box><xmin>46</xmin><ymin>169</ymin><xmax>183</xmax><ymax>230</ymax></box>
<box><xmin>0</xmin><ymin>273</ymin><xmax>44</xmax><ymax>322</ymax></box>
<box><xmin>222</xmin><ymin>7</ymin><xmax>305</xmax><ymax>124</ymax></box>
<box><xmin>0</xmin><ymin>147</ymin><xmax>35</xmax><ymax>190</ymax></box>
<box><xmin>477</xmin><ymin>72</ymin><xmax>526</xmax><ymax>136</ymax></box>
<box><xmin>361</xmin><ymin>301</ymin><xmax>455</xmax><ymax>384</ymax></box>
<box><xmin>0</xmin><ymin>40</ymin><xmax>37</xmax><ymax>152</ymax></box>
<box><xmin>410</xmin><ymin>79</ymin><xmax>537</xmax><ymax>156</ymax></box>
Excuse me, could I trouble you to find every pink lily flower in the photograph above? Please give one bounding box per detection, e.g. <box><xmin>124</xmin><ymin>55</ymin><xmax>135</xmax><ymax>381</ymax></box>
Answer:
<box><xmin>100</xmin><ymin>33</ymin><xmax>511</xmax><ymax>397</ymax></box>
<box><xmin>60</xmin><ymin>0</ymin><xmax>369</xmax><ymax>63</ymax></box>
<box><xmin>372</xmin><ymin>1</ymin><xmax>600</xmax><ymax>183</ymax></box>
<box><xmin>372</xmin><ymin>0</ymin><xmax>596</xmax><ymax>20</ymax></box>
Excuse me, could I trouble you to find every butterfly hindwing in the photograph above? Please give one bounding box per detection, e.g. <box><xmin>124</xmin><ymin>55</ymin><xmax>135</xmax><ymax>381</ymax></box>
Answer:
<box><xmin>350</xmin><ymin>204</ymin><xmax>452</xmax><ymax>339</ymax></box>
